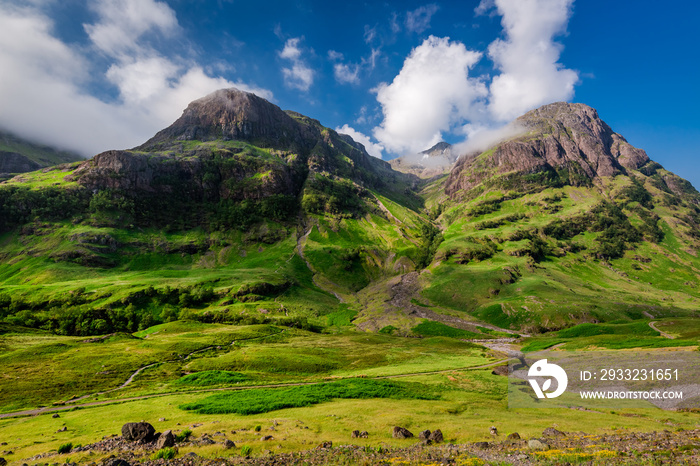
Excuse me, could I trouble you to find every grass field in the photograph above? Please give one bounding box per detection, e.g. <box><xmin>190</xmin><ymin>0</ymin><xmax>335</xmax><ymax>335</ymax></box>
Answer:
<box><xmin>2</xmin><ymin>364</ymin><xmax>700</xmax><ymax>464</ymax></box>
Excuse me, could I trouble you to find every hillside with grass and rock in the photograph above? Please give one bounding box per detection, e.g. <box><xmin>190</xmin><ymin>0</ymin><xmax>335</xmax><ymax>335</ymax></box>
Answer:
<box><xmin>0</xmin><ymin>129</ymin><xmax>83</xmax><ymax>180</ymax></box>
<box><xmin>1</xmin><ymin>89</ymin><xmax>699</xmax><ymax>465</ymax></box>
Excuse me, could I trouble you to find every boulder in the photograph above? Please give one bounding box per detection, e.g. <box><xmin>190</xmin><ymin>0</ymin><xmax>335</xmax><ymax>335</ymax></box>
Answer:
<box><xmin>507</xmin><ymin>432</ymin><xmax>521</xmax><ymax>440</ymax></box>
<box><xmin>528</xmin><ymin>438</ymin><xmax>549</xmax><ymax>450</ymax></box>
<box><xmin>491</xmin><ymin>365</ymin><xmax>509</xmax><ymax>376</ymax></box>
<box><xmin>223</xmin><ymin>439</ymin><xmax>235</xmax><ymax>449</ymax></box>
<box><xmin>0</xmin><ymin>457</ymin><xmax>6</xmax><ymax>466</ymax></box>
<box><xmin>429</xmin><ymin>429</ymin><xmax>443</xmax><ymax>443</ymax></box>
<box><xmin>104</xmin><ymin>459</ymin><xmax>130</xmax><ymax>466</ymax></box>
<box><xmin>199</xmin><ymin>436</ymin><xmax>215</xmax><ymax>445</ymax></box>
<box><xmin>418</xmin><ymin>430</ymin><xmax>431</xmax><ymax>440</ymax></box>
<box><xmin>542</xmin><ymin>427</ymin><xmax>566</xmax><ymax>437</ymax></box>
<box><xmin>351</xmin><ymin>430</ymin><xmax>360</xmax><ymax>438</ymax></box>
<box><xmin>261</xmin><ymin>435</ymin><xmax>274</xmax><ymax>441</ymax></box>
<box><xmin>474</xmin><ymin>441</ymin><xmax>490</xmax><ymax>449</ymax></box>
<box><xmin>392</xmin><ymin>426</ymin><xmax>414</xmax><ymax>439</ymax></box>
<box><xmin>155</xmin><ymin>430</ymin><xmax>175</xmax><ymax>449</ymax></box>
<box><xmin>121</xmin><ymin>422</ymin><xmax>155</xmax><ymax>442</ymax></box>
<box><xmin>316</xmin><ymin>441</ymin><xmax>332</xmax><ymax>449</ymax></box>
<box><xmin>359</xmin><ymin>431</ymin><xmax>369</xmax><ymax>438</ymax></box>
<box><xmin>52</xmin><ymin>413</ymin><xmax>60</xmax><ymax>418</ymax></box>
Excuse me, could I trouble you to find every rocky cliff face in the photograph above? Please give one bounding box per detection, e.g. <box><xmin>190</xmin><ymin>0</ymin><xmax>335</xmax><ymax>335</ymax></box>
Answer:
<box><xmin>445</xmin><ymin>102</ymin><xmax>651</xmax><ymax>198</ymax></box>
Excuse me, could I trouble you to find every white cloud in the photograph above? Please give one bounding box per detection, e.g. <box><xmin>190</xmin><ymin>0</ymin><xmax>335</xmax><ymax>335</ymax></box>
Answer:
<box><xmin>474</xmin><ymin>0</ymin><xmax>496</xmax><ymax>16</ymax></box>
<box><xmin>453</xmin><ymin>122</ymin><xmax>527</xmax><ymax>155</ymax></box>
<box><xmin>372</xmin><ymin>0</ymin><xmax>579</xmax><ymax>158</ymax></box>
<box><xmin>372</xmin><ymin>36</ymin><xmax>486</xmax><ymax>155</ymax></box>
<box><xmin>327</xmin><ymin>50</ymin><xmax>343</xmax><ymax>61</ymax></box>
<box><xmin>487</xmin><ymin>0</ymin><xmax>579</xmax><ymax>121</ymax></box>
<box><xmin>405</xmin><ymin>4</ymin><xmax>439</xmax><ymax>34</ymax></box>
<box><xmin>280</xmin><ymin>37</ymin><xmax>302</xmax><ymax>60</ymax></box>
<box><xmin>0</xmin><ymin>3</ymin><xmax>271</xmax><ymax>156</ymax></box>
<box><xmin>328</xmin><ymin>48</ymin><xmax>381</xmax><ymax>84</ymax></box>
<box><xmin>85</xmin><ymin>0</ymin><xmax>179</xmax><ymax>57</ymax></box>
<box><xmin>333</xmin><ymin>63</ymin><xmax>360</xmax><ymax>85</ymax></box>
<box><xmin>362</xmin><ymin>48</ymin><xmax>381</xmax><ymax>70</ymax></box>
<box><xmin>364</xmin><ymin>25</ymin><xmax>377</xmax><ymax>44</ymax></box>
<box><xmin>279</xmin><ymin>37</ymin><xmax>314</xmax><ymax>91</ymax></box>
<box><xmin>328</xmin><ymin>50</ymin><xmax>362</xmax><ymax>85</ymax></box>
<box><xmin>106</xmin><ymin>56</ymin><xmax>179</xmax><ymax>105</ymax></box>
<box><xmin>336</xmin><ymin>124</ymin><xmax>385</xmax><ymax>159</ymax></box>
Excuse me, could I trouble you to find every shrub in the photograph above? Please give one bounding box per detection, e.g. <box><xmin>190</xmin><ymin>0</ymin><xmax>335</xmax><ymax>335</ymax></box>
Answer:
<box><xmin>151</xmin><ymin>447</ymin><xmax>177</xmax><ymax>460</ymax></box>
<box><xmin>254</xmin><ymin>425</ymin><xmax>262</xmax><ymax>432</ymax></box>
<box><xmin>240</xmin><ymin>445</ymin><xmax>253</xmax><ymax>456</ymax></box>
<box><xmin>175</xmin><ymin>428</ymin><xmax>192</xmax><ymax>443</ymax></box>
<box><xmin>57</xmin><ymin>442</ymin><xmax>72</xmax><ymax>454</ymax></box>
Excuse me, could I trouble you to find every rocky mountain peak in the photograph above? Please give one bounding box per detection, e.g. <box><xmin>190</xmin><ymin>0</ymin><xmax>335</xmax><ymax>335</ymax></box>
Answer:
<box><xmin>135</xmin><ymin>88</ymin><xmax>307</xmax><ymax>151</ymax></box>
<box><xmin>445</xmin><ymin>102</ymin><xmax>651</xmax><ymax>198</ymax></box>
<box><xmin>421</xmin><ymin>142</ymin><xmax>453</xmax><ymax>158</ymax></box>
<box><xmin>389</xmin><ymin>142</ymin><xmax>457</xmax><ymax>179</ymax></box>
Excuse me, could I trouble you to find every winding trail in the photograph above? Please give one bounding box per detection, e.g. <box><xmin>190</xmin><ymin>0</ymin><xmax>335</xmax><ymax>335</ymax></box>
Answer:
<box><xmin>0</xmin><ymin>356</ymin><xmax>512</xmax><ymax>420</ymax></box>
<box><xmin>649</xmin><ymin>321</ymin><xmax>674</xmax><ymax>339</ymax></box>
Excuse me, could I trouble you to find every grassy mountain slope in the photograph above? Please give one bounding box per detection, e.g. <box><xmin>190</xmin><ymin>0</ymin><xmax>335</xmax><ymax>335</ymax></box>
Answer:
<box><xmin>403</xmin><ymin>103</ymin><xmax>700</xmax><ymax>332</ymax></box>
<box><xmin>1</xmin><ymin>96</ymin><xmax>699</xmax><ymax>340</ymax></box>
<box><xmin>0</xmin><ymin>129</ymin><xmax>82</xmax><ymax>177</ymax></box>
<box><xmin>0</xmin><ymin>89</ymin><xmax>433</xmax><ymax>338</ymax></box>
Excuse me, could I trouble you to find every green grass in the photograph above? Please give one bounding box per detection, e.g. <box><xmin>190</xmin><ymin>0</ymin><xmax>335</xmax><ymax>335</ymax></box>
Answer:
<box><xmin>0</xmin><ymin>322</ymin><xmax>491</xmax><ymax>413</ymax></box>
<box><xmin>556</xmin><ymin>321</ymin><xmax>659</xmax><ymax>338</ymax></box>
<box><xmin>325</xmin><ymin>307</ymin><xmax>358</xmax><ymax>327</ymax></box>
<box><xmin>174</xmin><ymin>370</ymin><xmax>249</xmax><ymax>386</ymax></box>
<box><xmin>180</xmin><ymin>379</ymin><xmax>440</xmax><ymax>415</ymax></box>
<box><xmin>412</xmin><ymin>321</ymin><xmax>482</xmax><ymax>339</ymax></box>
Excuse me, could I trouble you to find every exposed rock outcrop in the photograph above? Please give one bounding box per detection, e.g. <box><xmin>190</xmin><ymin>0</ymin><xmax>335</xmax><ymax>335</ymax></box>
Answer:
<box><xmin>445</xmin><ymin>102</ymin><xmax>651</xmax><ymax>198</ymax></box>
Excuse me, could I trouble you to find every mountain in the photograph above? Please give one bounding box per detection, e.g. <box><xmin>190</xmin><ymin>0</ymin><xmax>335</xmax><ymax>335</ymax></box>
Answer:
<box><xmin>389</xmin><ymin>141</ymin><xmax>458</xmax><ymax>179</ymax></box>
<box><xmin>0</xmin><ymin>92</ymin><xmax>699</xmax><ymax>339</ymax></box>
<box><xmin>416</xmin><ymin>102</ymin><xmax>700</xmax><ymax>332</ymax></box>
<box><xmin>0</xmin><ymin>129</ymin><xmax>83</xmax><ymax>179</ymax></box>
<box><xmin>445</xmin><ymin>102</ymin><xmax>657</xmax><ymax>197</ymax></box>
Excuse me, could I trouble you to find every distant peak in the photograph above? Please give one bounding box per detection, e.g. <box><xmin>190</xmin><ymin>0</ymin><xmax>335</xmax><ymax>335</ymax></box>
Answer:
<box><xmin>421</xmin><ymin>141</ymin><xmax>452</xmax><ymax>155</ymax></box>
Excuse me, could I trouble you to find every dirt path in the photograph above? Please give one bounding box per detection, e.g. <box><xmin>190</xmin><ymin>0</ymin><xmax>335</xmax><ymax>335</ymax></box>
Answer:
<box><xmin>0</xmin><ymin>357</ymin><xmax>512</xmax><ymax>420</ymax></box>
<box><xmin>649</xmin><ymin>321</ymin><xmax>675</xmax><ymax>339</ymax></box>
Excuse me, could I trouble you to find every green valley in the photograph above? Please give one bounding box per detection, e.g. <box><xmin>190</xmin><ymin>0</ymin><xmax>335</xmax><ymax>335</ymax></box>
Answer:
<box><xmin>0</xmin><ymin>91</ymin><xmax>698</xmax><ymax>465</ymax></box>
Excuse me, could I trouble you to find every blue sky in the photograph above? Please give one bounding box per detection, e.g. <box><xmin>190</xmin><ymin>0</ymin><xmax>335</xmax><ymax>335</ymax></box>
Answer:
<box><xmin>0</xmin><ymin>0</ymin><xmax>698</xmax><ymax>187</ymax></box>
